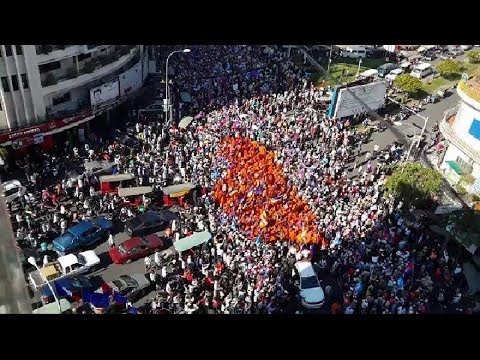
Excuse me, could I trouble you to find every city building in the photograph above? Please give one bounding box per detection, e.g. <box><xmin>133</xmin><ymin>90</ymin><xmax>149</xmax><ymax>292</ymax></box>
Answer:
<box><xmin>439</xmin><ymin>76</ymin><xmax>480</xmax><ymax>196</ymax></box>
<box><xmin>0</xmin><ymin>45</ymin><xmax>153</xmax><ymax>155</ymax></box>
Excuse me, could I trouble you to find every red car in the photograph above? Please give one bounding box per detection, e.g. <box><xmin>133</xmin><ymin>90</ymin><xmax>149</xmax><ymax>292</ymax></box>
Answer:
<box><xmin>109</xmin><ymin>234</ymin><xmax>166</xmax><ymax>264</ymax></box>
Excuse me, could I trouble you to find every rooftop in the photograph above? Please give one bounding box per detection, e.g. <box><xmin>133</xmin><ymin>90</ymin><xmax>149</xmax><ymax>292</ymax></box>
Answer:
<box><xmin>465</xmin><ymin>76</ymin><xmax>480</xmax><ymax>92</ymax></box>
<box><xmin>458</xmin><ymin>77</ymin><xmax>480</xmax><ymax>105</ymax></box>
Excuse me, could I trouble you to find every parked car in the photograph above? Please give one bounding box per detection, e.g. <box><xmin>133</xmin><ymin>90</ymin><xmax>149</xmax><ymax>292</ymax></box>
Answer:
<box><xmin>52</xmin><ymin>217</ymin><xmax>112</xmax><ymax>256</ymax></box>
<box><xmin>28</xmin><ymin>250</ymin><xmax>100</xmax><ymax>289</ymax></box>
<box><xmin>114</xmin><ymin>129</ymin><xmax>141</xmax><ymax>149</ymax></box>
<box><xmin>0</xmin><ymin>179</ymin><xmax>26</xmax><ymax>203</ymax></box>
<box><xmin>294</xmin><ymin>261</ymin><xmax>325</xmax><ymax>309</ymax></box>
<box><xmin>423</xmin><ymin>51</ymin><xmax>436</xmax><ymax>61</ymax></box>
<box><xmin>385</xmin><ymin>68</ymin><xmax>404</xmax><ymax>81</ymax></box>
<box><xmin>40</xmin><ymin>275</ymin><xmax>93</xmax><ymax>304</ymax></box>
<box><xmin>451</xmin><ymin>48</ymin><xmax>464</xmax><ymax>57</ymax></box>
<box><xmin>84</xmin><ymin>160</ymin><xmax>115</xmax><ymax>176</ymax></box>
<box><xmin>110</xmin><ymin>274</ymin><xmax>151</xmax><ymax>299</ymax></box>
<box><xmin>460</xmin><ymin>45</ymin><xmax>472</xmax><ymax>51</ymax></box>
<box><xmin>109</xmin><ymin>233</ymin><xmax>169</xmax><ymax>264</ymax></box>
<box><xmin>439</xmin><ymin>53</ymin><xmax>454</xmax><ymax>60</ymax></box>
<box><xmin>125</xmin><ymin>210</ymin><xmax>179</xmax><ymax>237</ymax></box>
<box><xmin>366</xmin><ymin>48</ymin><xmax>385</xmax><ymax>59</ymax></box>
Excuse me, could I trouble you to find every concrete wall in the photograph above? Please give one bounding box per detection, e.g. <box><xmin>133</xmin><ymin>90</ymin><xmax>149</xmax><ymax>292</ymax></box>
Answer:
<box><xmin>453</xmin><ymin>90</ymin><xmax>480</xmax><ymax>150</ymax></box>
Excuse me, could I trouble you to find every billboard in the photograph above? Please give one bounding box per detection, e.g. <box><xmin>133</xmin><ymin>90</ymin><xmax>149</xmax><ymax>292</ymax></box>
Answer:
<box><xmin>119</xmin><ymin>61</ymin><xmax>142</xmax><ymax>97</ymax></box>
<box><xmin>90</xmin><ymin>80</ymin><xmax>120</xmax><ymax>109</ymax></box>
<box><xmin>330</xmin><ymin>81</ymin><xmax>387</xmax><ymax>119</ymax></box>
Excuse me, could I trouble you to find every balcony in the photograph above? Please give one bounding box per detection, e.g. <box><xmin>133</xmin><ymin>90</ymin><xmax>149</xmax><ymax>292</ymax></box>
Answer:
<box><xmin>36</xmin><ymin>45</ymin><xmax>85</xmax><ymax>65</ymax></box>
<box><xmin>440</xmin><ymin>108</ymin><xmax>480</xmax><ymax>164</ymax></box>
<box><xmin>41</xmin><ymin>46</ymin><xmax>140</xmax><ymax>96</ymax></box>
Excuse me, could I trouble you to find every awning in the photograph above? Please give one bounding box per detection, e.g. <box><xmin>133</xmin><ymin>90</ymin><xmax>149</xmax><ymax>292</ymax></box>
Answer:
<box><xmin>445</xmin><ymin>161</ymin><xmax>463</xmax><ymax>174</ymax></box>
<box><xmin>162</xmin><ymin>183</ymin><xmax>195</xmax><ymax>196</ymax></box>
<box><xmin>174</xmin><ymin>231</ymin><xmax>212</xmax><ymax>253</ymax></box>
<box><xmin>178</xmin><ymin>116</ymin><xmax>194</xmax><ymax>129</ymax></box>
<box><xmin>118</xmin><ymin>186</ymin><xmax>153</xmax><ymax>197</ymax></box>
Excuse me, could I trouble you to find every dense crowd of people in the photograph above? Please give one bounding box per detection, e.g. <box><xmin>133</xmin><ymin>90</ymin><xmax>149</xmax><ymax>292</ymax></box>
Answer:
<box><xmin>3</xmin><ymin>45</ymin><xmax>475</xmax><ymax>314</ymax></box>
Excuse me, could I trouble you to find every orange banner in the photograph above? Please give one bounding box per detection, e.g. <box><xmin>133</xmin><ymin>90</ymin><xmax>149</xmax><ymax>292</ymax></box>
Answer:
<box><xmin>213</xmin><ymin>137</ymin><xmax>324</xmax><ymax>245</ymax></box>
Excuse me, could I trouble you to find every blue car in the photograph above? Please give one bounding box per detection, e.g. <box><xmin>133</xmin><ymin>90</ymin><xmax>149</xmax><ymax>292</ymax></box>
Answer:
<box><xmin>52</xmin><ymin>217</ymin><xmax>112</xmax><ymax>256</ymax></box>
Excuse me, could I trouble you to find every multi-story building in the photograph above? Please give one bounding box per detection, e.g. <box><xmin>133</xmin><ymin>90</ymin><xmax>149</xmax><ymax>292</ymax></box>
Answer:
<box><xmin>439</xmin><ymin>76</ymin><xmax>480</xmax><ymax>196</ymax></box>
<box><xmin>0</xmin><ymin>45</ymin><xmax>152</xmax><ymax>153</ymax></box>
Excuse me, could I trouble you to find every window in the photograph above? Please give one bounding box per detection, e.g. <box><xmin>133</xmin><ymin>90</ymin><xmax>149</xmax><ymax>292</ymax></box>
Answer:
<box><xmin>21</xmin><ymin>74</ymin><xmax>29</xmax><ymax>89</ymax></box>
<box><xmin>15</xmin><ymin>45</ymin><xmax>22</xmax><ymax>55</ymax></box>
<box><xmin>11</xmin><ymin>75</ymin><xmax>19</xmax><ymax>91</ymax></box>
<box><xmin>77</xmin><ymin>53</ymin><xmax>91</xmax><ymax>61</ymax></box>
<box><xmin>1</xmin><ymin>77</ymin><xmax>10</xmax><ymax>92</ymax></box>
<box><xmin>5</xmin><ymin>45</ymin><xmax>12</xmax><ymax>57</ymax></box>
<box><xmin>456</xmin><ymin>156</ymin><xmax>473</xmax><ymax>174</ymax></box>
<box><xmin>38</xmin><ymin>61</ymin><xmax>61</xmax><ymax>73</ymax></box>
<box><xmin>52</xmin><ymin>92</ymin><xmax>71</xmax><ymax>106</ymax></box>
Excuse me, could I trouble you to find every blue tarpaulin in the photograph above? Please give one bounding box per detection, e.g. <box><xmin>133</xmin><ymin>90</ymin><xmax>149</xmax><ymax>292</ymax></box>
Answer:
<box><xmin>83</xmin><ymin>289</ymin><xmax>110</xmax><ymax>308</ymax></box>
<box><xmin>469</xmin><ymin>118</ymin><xmax>480</xmax><ymax>141</ymax></box>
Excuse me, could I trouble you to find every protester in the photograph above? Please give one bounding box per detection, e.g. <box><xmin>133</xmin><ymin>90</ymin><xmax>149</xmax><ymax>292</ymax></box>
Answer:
<box><xmin>5</xmin><ymin>45</ymin><xmax>473</xmax><ymax>315</ymax></box>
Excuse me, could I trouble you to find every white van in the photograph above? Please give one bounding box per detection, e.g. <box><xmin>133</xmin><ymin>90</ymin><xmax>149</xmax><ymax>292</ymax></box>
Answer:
<box><xmin>340</xmin><ymin>47</ymin><xmax>367</xmax><ymax>59</ymax></box>
<box><xmin>32</xmin><ymin>298</ymin><xmax>71</xmax><ymax>314</ymax></box>
<box><xmin>294</xmin><ymin>261</ymin><xmax>325</xmax><ymax>309</ymax></box>
<box><xmin>411</xmin><ymin>63</ymin><xmax>433</xmax><ymax>79</ymax></box>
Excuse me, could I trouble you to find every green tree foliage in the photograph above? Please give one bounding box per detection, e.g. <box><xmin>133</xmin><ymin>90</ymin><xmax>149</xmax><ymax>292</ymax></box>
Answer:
<box><xmin>446</xmin><ymin>211</ymin><xmax>480</xmax><ymax>247</ymax></box>
<box><xmin>467</xmin><ymin>49</ymin><xmax>480</xmax><ymax>64</ymax></box>
<box><xmin>384</xmin><ymin>163</ymin><xmax>443</xmax><ymax>206</ymax></box>
<box><xmin>0</xmin><ymin>147</ymin><xmax>7</xmax><ymax>161</ymax></box>
<box><xmin>435</xmin><ymin>59</ymin><xmax>463</xmax><ymax>78</ymax></box>
<box><xmin>393</xmin><ymin>74</ymin><xmax>423</xmax><ymax>94</ymax></box>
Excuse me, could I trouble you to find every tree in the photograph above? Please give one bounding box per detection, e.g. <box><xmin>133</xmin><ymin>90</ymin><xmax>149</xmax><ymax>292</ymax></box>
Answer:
<box><xmin>467</xmin><ymin>49</ymin><xmax>480</xmax><ymax>64</ymax></box>
<box><xmin>384</xmin><ymin>162</ymin><xmax>443</xmax><ymax>207</ymax></box>
<box><xmin>0</xmin><ymin>147</ymin><xmax>7</xmax><ymax>161</ymax></box>
<box><xmin>445</xmin><ymin>210</ymin><xmax>480</xmax><ymax>248</ymax></box>
<box><xmin>436</xmin><ymin>59</ymin><xmax>463</xmax><ymax>78</ymax></box>
<box><xmin>393</xmin><ymin>74</ymin><xmax>423</xmax><ymax>94</ymax></box>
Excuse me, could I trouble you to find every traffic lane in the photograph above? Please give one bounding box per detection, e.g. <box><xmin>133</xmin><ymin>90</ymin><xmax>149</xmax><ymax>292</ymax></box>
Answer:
<box><xmin>400</xmin><ymin>91</ymin><xmax>459</xmax><ymax>135</ymax></box>
<box><xmin>88</xmin><ymin>228</ymin><xmax>170</xmax><ymax>308</ymax></box>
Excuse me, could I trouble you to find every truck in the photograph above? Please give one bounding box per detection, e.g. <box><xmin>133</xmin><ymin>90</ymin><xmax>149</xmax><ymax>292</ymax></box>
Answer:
<box><xmin>28</xmin><ymin>250</ymin><xmax>100</xmax><ymax>290</ymax></box>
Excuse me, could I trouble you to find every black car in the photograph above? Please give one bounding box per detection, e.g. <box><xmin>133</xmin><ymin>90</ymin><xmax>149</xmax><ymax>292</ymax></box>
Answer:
<box><xmin>366</xmin><ymin>48</ymin><xmax>385</xmax><ymax>59</ymax></box>
<box><xmin>113</xmin><ymin>130</ymin><xmax>141</xmax><ymax>149</ymax></box>
<box><xmin>423</xmin><ymin>52</ymin><xmax>436</xmax><ymax>61</ymax></box>
<box><xmin>125</xmin><ymin>210</ymin><xmax>179</xmax><ymax>236</ymax></box>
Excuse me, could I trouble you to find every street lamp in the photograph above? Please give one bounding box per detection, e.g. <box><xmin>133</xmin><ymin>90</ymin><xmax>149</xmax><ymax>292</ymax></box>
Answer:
<box><xmin>27</xmin><ymin>256</ymin><xmax>62</xmax><ymax>313</ymax></box>
<box><xmin>356</xmin><ymin>57</ymin><xmax>363</xmax><ymax>78</ymax></box>
<box><xmin>165</xmin><ymin>48</ymin><xmax>191</xmax><ymax>126</ymax></box>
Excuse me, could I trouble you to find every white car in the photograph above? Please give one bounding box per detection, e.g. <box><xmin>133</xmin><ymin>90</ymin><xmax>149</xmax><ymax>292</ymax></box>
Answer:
<box><xmin>0</xmin><ymin>179</ymin><xmax>26</xmax><ymax>203</ymax></box>
<box><xmin>28</xmin><ymin>250</ymin><xmax>100</xmax><ymax>290</ymax></box>
<box><xmin>295</xmin><ymin>261</ymin><xmax>325</xmax><ymax>309</ymax></box>
<box><xmin>460</xmin><ymin>45</ymin><xmax>472</xmax><ymax>51</ymax></box>
<box><xmin>385</xmin><ymin>68</ymin><xmax>404</xmax><ymax>81</ymax></box>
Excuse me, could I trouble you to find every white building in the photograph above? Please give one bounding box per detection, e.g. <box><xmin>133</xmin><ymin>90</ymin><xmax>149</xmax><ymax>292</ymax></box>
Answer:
<box><xmin>0</xmin><ymin>45</ymin><xmax>151</xmax><ymax>148</ymax></box>
<box><xmin>439</xmin><ymin>77</ymin><xmax>480</xmax><ymax>196</ymax></box>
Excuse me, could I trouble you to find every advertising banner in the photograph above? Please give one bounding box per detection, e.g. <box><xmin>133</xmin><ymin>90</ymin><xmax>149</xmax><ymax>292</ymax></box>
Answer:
<box><xmin>90</xmin><ymin>80</ymin><xmax>120</xmax><ymax>109</ymax></box>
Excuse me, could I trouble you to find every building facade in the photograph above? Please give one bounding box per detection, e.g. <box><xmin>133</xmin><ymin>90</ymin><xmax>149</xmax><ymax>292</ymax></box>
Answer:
<box><xmin>0</xmin><ymin>45</ymin><xmax>152</xmax><ymax>150</ymax></box>
<box><xmin>439</xmin><ymin>77</ymin><xmax>480</xmax><ymax>196</ymax></box>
